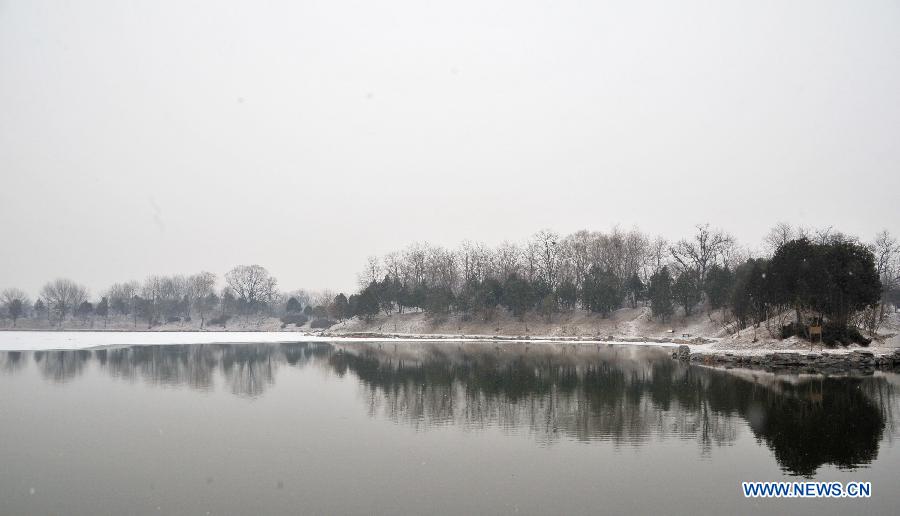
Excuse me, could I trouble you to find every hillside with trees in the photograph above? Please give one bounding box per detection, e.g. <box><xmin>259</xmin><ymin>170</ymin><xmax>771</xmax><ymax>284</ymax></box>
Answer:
<box><xmin>335</xmin><ymin>224</ymin><xmax>897</xmax><ymax>347</ymax></box>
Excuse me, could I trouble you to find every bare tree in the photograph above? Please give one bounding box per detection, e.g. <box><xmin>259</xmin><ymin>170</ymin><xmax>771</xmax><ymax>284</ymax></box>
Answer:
<box><xmin>561</xmin><ymin>231</ymin><xmax>593</xmax><ymax>291</ymax></box>
<box><xmin>622</xmin><ymin>228</ymin><xmax>650</xmax><ymax>282</ymax></box>
<box><xmin>225</xmin><ymin>264</ymin><xmax>278</xmax><ymax>312</ymax></box>
<box><xmin>286</xmin><ymin>289</ymin><xmax>311</xmax><ymax>310</ymax></box>
<box><xmin>188</xmin><ymin>272</ymin><xmax>217</xmax><ymax>328</ymax></box>
<box><xmin>646</xmin><ymin>236</ymin><xmax>669</xmax><ymax>277</ymax></box>
<box><xmin>532</xmin><ymin>229</ymin><xmax>561</xmax><ymax>288</ymax></box>
<box><xmin>669</xmin><ymin>224</ymin><xmax>735</xmax><ymax>285</ymax></box>
<box><xmin>382</xmin><ymin>252</ymin><xmax>403</xmax><ymax>281</ymax></box>
<box><xmin>458</xmin><ymin>240</ymin><xmax>492</xmax><ymax>285</ymax></box>
<box><xmin>492</xmin><ymin>241</ymin><xmax>522</xmax><ymax>281</ymax></box>
<box><xmin>1</xmin><ymin>288</ymin><xmax>30</xmax><ymax>327</ymax></box>
<box><xmin>425</xmin><ymin>245</ymin><xmax>456</xmax><ymax>289</ymax></box>
<box><xmin>313</xmin><ymin>289</ymin><xmax>336</xmax><ymax>309</ymax></box>
<box><xmin>107</xmin><ymin>281</ymin><xmax>140</xmax><ymax>316</ymax></box>
<box><xmin>402</xmin><ymin>244</ymin><xmax>427</xmax><ymax>287</ymax></box>
<box><xmin>763</xmin><ymin>222</ymin><xmax>795</xmax><ymax>254</ymax></box>
<box><xmin>813</xmin><ymin>226</ymin><xmax>834</xmax><ymax>245</ymax></box>
<box><xmin>357</xmin><ymin>255</ymin><xmax>382</xmax><ymax>288</ymax></box>
<box><xmin>141</xmin><ymin>275</ymin><xmax>164</xmax><ymax>326</ymax></box>
<box><xmin>40</xmin><ymin>278</ymin><xmax>88</xmax><ymax>323</ymax></box>
<box><xmin>159</xmin><ymin>275</ymin><xmax>189</xmax><ymax>320</ymax></box>
<box><xmin>521</xmin><ymin>238</ymin><xmax>541</xmax><ymax>283</ymax></box>
<box><xmin>865</xmin><ymin>230</ymin><xmax>900</xmax><ymax>333</ymax></box>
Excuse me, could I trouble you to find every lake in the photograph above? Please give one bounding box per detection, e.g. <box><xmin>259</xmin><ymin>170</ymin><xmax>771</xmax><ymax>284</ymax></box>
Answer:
<box><xmin>1</xmin><ymin>341</ymin><xmax>898</xmax><ymax>515</ymax></box>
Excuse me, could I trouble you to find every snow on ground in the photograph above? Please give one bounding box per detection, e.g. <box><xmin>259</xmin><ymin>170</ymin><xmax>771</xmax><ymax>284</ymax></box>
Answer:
<box><xmin>2</xmin><ymin>310</ymin><xmax>896</xmax><ymax>356</ymax></box>
<box><xmin>1</xmin><ymin>315</ymin><xmax>300</xmax><ymax>333</ymax></box>
<box><xmin>328</xmin><ymin>306</ymin><xmax>729</xmax><ymax>340</ymax></box>
<box><xmin>0</xmin><ymin>330</ymin><xmax>679</xmax><ymax>352</ymax></box>
<box><xmin>0</xmin><ymin>331</ymin><xmax>324</xmax><ymax>351</ymax></box>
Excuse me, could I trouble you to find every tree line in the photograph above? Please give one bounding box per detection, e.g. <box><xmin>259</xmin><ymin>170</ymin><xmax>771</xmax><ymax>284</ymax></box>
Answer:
<box><xmin>0</xmin><ymin>264</ymin><xmax>350</xmax><ymax>330</ymax></box>
<box><xmin>2</xmin><ymin>224</ymin><xmax>898</xmax><ymax>344</ymax></box>
<box><xmin>347</xmin><ymin>224</ymin><xmax>898</xmax><ymax>345</ymax></box>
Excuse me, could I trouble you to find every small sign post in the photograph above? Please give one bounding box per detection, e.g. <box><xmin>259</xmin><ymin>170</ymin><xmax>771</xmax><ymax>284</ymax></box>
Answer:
<box><xmin>809</xmin><ymin>324</ymin><xmax>822</xmax><ymax>350</ymax></box>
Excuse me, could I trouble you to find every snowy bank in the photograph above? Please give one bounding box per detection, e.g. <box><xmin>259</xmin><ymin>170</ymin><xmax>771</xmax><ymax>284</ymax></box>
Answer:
<box><xmin>0</xmin><ymin>330</ymin><xmax>678</xmax><ymax>352</ymax></box>
<box><xmin>0</xmin><ymin>331</ymin><xmax>327</xmax><ymax>351</ymax></box>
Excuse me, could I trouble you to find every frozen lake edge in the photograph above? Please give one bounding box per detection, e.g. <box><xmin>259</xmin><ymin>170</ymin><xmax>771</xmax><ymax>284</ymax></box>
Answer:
<box><xmin>0</xmin><ymin>330</ymin><xmax>676</xmax><ymax>351</ymax></box>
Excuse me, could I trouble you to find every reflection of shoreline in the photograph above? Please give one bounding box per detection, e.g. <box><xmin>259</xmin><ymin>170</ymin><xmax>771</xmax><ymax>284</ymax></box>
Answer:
<box><xmin>1</xmin><ymin>342</ymin><xmax>894</xmax><ymax>476</ymax></box>
<box><xmin>331</xmin><ymin>343</ymin><xmax>893</xmax><ymax>475</ymax></box>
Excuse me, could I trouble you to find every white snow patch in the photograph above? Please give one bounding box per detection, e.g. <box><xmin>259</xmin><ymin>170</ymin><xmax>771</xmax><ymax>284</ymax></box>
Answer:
<box><xmin>0</xmin><ymin>331</ymin><xmax>326</xmax><ymax>351</ymax></box>
<box><xmin>0</xmin><ymin>330</ymin><xmax>680</xmax><ymax>352</ymax></box>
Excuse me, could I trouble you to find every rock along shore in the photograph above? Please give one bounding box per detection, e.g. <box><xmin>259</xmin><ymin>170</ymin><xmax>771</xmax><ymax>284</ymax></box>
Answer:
<box><xmin>673</xmin><ymin>345</ymin><xmax>900</xmax><ymax>374</ymax></box>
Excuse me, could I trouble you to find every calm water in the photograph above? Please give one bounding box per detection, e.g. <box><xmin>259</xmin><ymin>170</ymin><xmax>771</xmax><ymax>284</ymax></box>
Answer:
<box><xmin>1</xmin><ymin>341</ymin><xmax>898</xmax><ymax>515</ymax></box>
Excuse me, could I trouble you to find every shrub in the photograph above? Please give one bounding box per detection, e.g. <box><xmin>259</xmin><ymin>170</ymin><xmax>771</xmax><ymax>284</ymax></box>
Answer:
<box><xmin>781</xmin><ymin>324</ymin><xmax>797</xmax><ymax>340</ymax></box>
<box><xmin>310</xmin><ymin>318</ymin><xmax>336</xmax><ymax>329</ymax></box>
<box><xmin>822</xmin><ymin>323</ymin><xmax>871</xmax><ymax>347</ymax></box>
<box><xmin>208</xmin><ymin>314</ymin><xmax>230</xmax><ymax>327</ymax></box>
<box><xmin>782</xmin><ymin>322</ymin><xmax>871</xmax><ymax>347</ymax></box>
<box><xmin>280</xmin><ymin>313</ymin><xmax>309</xmax><ymax>327</ymax></box>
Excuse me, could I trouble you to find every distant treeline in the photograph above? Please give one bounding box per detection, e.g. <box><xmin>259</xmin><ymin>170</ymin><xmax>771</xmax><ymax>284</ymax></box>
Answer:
<box><xmin>2</xmin><ymin>224</ymin><xmax>899</xmax><ymax>344</ymax></box>
<box><xmin>346</xmin><ymin>224</ymin><xmax>899</xmax><ymax>346</ymax></box>
<box><xmin>0</xmin><ymin>264</ymin><xmax>347</xmax><ymax>330</ymax></box>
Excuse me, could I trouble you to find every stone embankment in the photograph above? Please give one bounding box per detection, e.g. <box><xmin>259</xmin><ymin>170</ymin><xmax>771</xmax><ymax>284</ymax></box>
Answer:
<box><xmin>673</xmin><ymin>345</ymin><xmax>900</xmax><ymax>374</ymax></box>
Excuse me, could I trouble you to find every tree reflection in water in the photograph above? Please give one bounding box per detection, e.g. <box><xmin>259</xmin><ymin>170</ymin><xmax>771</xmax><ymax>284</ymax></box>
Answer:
<box><xmin>327</xmin><ymin>342</ymin><xmax>894</xmax><ymax>476</ymax></box>
<box><xmin>32</xmin><ymin>349</ymin><xmax>92</xmax><ymax>383</ymax></box>
<box><xmin>0</xmin><ymin>350</ymin><xmax>24</xmax><ymax>373</ymax></box>
<box><xmin>0</xmin><ymin>341</ymin><xmax>895</xmax><ymax>475</ymax></box>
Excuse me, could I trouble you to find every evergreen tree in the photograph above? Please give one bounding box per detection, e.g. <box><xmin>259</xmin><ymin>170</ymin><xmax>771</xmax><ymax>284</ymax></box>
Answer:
<box><xmin>673</xmin><ymin>270</ymin><xmax>702</xmax><ymax>316</ymax></box>
<box><xmin>502</xmin><ymin>274</ymin><xmax>534</xmax><ymax>320</ymax></box>
<box><xmin>410</xmin><ymin>284</ymin><xmax>427</xmax><ymax>312</ymax></box>
<box><xmin>704</xmin><ymin>265</ymin><xmax>734</xmax><ymax>310</ymax></box>
<box><xmin>556</xmin><ymin>280</ymin><xmax>578</xmax><ymax>310</ymax></box>
<box><xmin>34</xmin><ymin>298</ymin><xmax>47</xmax><ymax>321</ymax></box>
<box><xmin>476</xmin><ymin>278</ymin><xmax>503</xmax><ymax>311</ymax></box>
<box><xmin>649</xmin><ymin>266</ymin><xmax>674</xmax><ymax>322</ymax></box>
<box><xmin>355</xmin><ymin>287</ymin><xmax>380</xmax><ymax>321</ymax></box>
<box><xmin>625</xmin><ymin>273</ymin><xmax>644</xmax><ymax>309</ymax></box>
<box><xmin>540</xmin><ymin>293</ymin><xmax>558</xmax><ymax>322</ymax></box>
<box><xmin>76</xmin><ymin>301</ymin><xmax>93</xmax><ymax>321</ymax></box>
<box><xmin>374</xmin><ymin>278</ymin><xmax>398</xmax><ymax>314</ymax></box>
<box><xmin>346</xmin><ymin>294</ymin><xmax>360</xmax><ymax>318</ymax></box>
<box><xmin>95</xmin><ymin>297</ymin><xmax>109</xmax><ymax>327</ymax></box>
<box><xmin>285</xmin><ymin>297</ymin><xmax>302</xmax><ymax>313</ymax></box>
<box><xmin>425</xmin><ymin>286</ymin><xmax>454</xmax><ymax>314</ymax></box>
<box><xmin>454</xmin><ymin>281</ymin><xmax>477</xmax><ymax>315</ymax></box>
<box><xmin>469</xmin><ymin>278</ymin><xmax>503</xmax><ymax>320</ymax></box>
<box><xmin>767</xmin><ymin>238</ymin><xmax>880</xmax><ymax>335</ymax></box>
<box><xmin>330</xmin><ymin>293</ymin><xmax>349</xmax><ymax>321</ymax></box>
<box><xmin>817</xmin><ymin>240</ymin><xmax>881</xmax><ymax>329</ymax></box>
<box><xmin>732</xmin><ymin>259</ymin><xmax>769</xmax><ymax>329</ymax></box>
<box><xmin>768</xmin><ymin>238</ymin><xmax>828</xmax><ymax>329</ymax></box>
<box><xmin>582</xmin><ymin>266</ymin><xmax>622</xmax><ymax>316</ymax></box>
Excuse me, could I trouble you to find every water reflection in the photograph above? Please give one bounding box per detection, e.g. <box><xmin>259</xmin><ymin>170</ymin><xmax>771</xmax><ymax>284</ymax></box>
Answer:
<box><xmin>1</xmin><ymin>341</ymin><xmax>895</xmax><ymax>476</ymax></box>
<box><xmin>0</xmin><ymin>350</ymin><xmax>24</xmax><ymax>373</ymax></box>
<box><xmin>33</xmin><ymin>349</ymin><xmax>92</xmax><ymax>382</ymax></box>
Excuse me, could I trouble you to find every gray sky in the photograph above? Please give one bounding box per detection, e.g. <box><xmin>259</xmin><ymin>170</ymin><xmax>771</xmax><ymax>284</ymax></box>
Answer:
<box><xmin>1</xmin><ymin>0</ymin><xmax>899</xmax><ymax>297</ymax></box>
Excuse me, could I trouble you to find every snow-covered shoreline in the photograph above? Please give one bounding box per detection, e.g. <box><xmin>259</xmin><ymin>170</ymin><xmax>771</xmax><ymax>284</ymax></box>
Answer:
<box><xmin>0</xmin><ymin>330</ymin><xmax>680</xmax><ymax>352</ymax></box>
<box><xmin>4</xmin><ymin>308</ymin><xmax>896</xmax><ymax>355</ymax></box>
<box><xmin>1</xmin><ymin>329</ymin><xmax>897</xmax><ymax>360</ymax></box>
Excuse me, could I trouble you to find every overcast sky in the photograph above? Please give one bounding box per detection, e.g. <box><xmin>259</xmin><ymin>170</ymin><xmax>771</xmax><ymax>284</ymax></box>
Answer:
<box><xmin>1</xmin><ymin>0</ymin><xmax>898</xmax><ymax>297</ymax></box>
